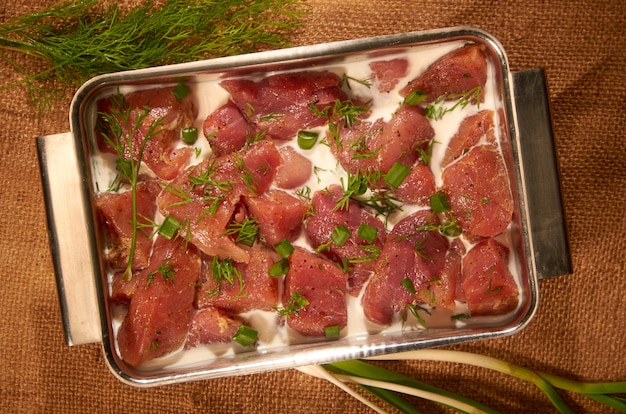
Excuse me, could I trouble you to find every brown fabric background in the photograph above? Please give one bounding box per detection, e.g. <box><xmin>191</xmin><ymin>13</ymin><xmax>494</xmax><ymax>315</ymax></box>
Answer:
<box><xmin>1</xmin><ymin>0</ymin><xmax>625</xmax><ymax>412</ymax></box>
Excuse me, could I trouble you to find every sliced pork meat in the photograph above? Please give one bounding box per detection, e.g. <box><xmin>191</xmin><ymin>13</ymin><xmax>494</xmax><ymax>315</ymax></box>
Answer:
<box><xmin>220</xmin><ymin>71</ymin><xmax>348</xmax><ymax>141</ymax></box>
<box><xmin>369</xmin><ymin>58</ymin><xmax>409</xmax><ymax>93</ymax></box>
<box><xmin>116</xmin><ymin>237</ymin><xmax>201</xmax><ymax>366</ymax></box>
<box><xmin>399</xmin><ymin>44</ymin><xmax>488</xmax><ymax>104</ymax></box>
<box><xmin>304</xmin><ymin>185</ymin><xmax>387</xmax><ymax>296</ymax></box>
<box><xmin>97</xmin><ymin>85</ymin><xmax>197</xmax><ymax>180</ymax></box>
<box><xmin>202</xmin><ymin>100</ymin><xmax>256</xmax><ymax>156</ymax></box>
<box><xmin>361</xmin><ymin>210</ymin><xmax>449</xmax><ymax>326</ymax></box>
<box><xmin>185</xmin><ymin>307</ymin><xmax>243</xmax><ymax>349</ymax></box>
<box><xmin>442</xmin><ymin>145</ymin><xmax>513</xmax><ymax>240</ymax></box>
<box><xmin>328</xmin><ymin>104</ymin><xmax>434</xmax><ymax>177</ymax></box>
<box><xmin>461</xmin><ymin>238</ymin><xmax>519</xmax><ymax>316</ymax></box>
<box><xmin>96</xmin><ymin>179</ymin><xmax>161</xmax><ymax>271</ymax></box>
<box><xmin>196</xmin><ymin>248</ymin><xmax>278</xmax><ymax>313</ymax></box>
<box><xmin>275</xmin><ymin>145</ymin><xmax>313</xmax><ymax>189</ymax></box>
<box><xmin>244</xmin><ymin>189</ymin><xmax>309</xmax><ymax>246</ymax></box>
<box><xmin>393</xmin><ymin>163</ymin><xmax>436</xmax><ymax>206</ymax></box>
<box><xmin>441</xmin><ymin>110</ymin><xmax>495</xmax><ymax>167</ymax></box>
<box><xmin>283</xmin><ymin>247</ymin><xmax>348</xmax><ymax>336</ymax></box>
<box><xmin>157</xmin><ymin>141</ymin><xmax>281</xmax><ymax>262</ymax></box>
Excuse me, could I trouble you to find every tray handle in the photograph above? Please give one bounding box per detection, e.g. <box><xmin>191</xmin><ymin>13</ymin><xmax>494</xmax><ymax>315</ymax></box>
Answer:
<box><xmin>513</xmin><ymin>68</ymin><xmax>572</xmax><ymax>279</ymax></box>
<box><xmin>37</xmin><ymin>132</ymin><xmax>102</xmax><ymax>346</ymax></box>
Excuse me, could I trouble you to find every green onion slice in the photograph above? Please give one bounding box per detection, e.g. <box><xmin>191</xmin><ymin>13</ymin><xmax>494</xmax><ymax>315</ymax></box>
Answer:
<box><xmin>269</xmin><ymin>258</ymin><xmax>290</xmax><ymax>278</ymax></box>
<box><xmin>297</xmin><ymin>130</ymin><xmax>319</xmax><ymax>149</ymax></box>
<box><xmin>384</xmin><ymin>162</ymin><xmax>411</xmax><ymax>189</ymax></box>
<box><xmin>403</xmin><ymin>89</ymin><xmax>428</xmax><ymax>106</ymax></box>
<box><xmin>331</xmin><ymin>225</ymin><xmax>351</xmax><ymax>247</ymax></box>
<box><xmin>181</xmin><ymin>127</ymin><xmax>198</xmax><ymax>145</ymax></box>
<box><xmin>158</xmin><ymin>215</ymin><xmax>181</xmax><ymax>240</ymax></box>
<box><xmin>324</xmin><ymin>325</ymin><xmax>341</xmax><ymax>338</ymax></box>
<box><xmin>232</xmin><ymin>325</ymin><xmax>258</xmax><ymax>347</ymax></box>
<box><xmin>273</xmin><ymin>239</ymin><xmax>294</xmax><ymax>259</ymax></box>
<box><xmin>173</xmin><ymin>82</ymin><xmax>191</xmax><ymax>102</ymax></box>
<box><xmin>357</xmin><ymin>222</ymin><xmax>378</xmax><ymax>244</ymax></box>
<box><xmin>430</xmin><ymin>192</ymin><xmax>452</xmax><ymax>213</ymax></box>
<box><xmin>401</xmin><ymin>277</ymin><xmax>416</xmax><ymax>295</ymax></box>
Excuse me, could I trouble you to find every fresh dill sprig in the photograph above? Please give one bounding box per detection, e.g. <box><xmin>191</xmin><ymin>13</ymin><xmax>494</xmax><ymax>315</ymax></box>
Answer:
<box><xmin>0</xmin><ymin>0</ymin><xmax>305</xmax><ymax>112</ymax></box>
<box><xmin>98</xmin><ymin>91</ymin><xmax>165</xmax><ymax>281</ymax></box>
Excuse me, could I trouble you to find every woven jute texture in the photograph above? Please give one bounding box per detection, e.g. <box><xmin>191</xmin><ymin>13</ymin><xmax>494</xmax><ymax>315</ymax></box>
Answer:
<box><xmin>1</xmin><ymin>0</ymin><xmax>625</xmax><ymax>413</ymax></box>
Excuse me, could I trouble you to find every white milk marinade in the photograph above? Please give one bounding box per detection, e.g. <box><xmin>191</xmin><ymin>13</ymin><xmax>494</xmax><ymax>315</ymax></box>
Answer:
<box><xmin>90</xmin><ymin>40</ymin><xmax>523</xmax><ymax>372</ymax></box>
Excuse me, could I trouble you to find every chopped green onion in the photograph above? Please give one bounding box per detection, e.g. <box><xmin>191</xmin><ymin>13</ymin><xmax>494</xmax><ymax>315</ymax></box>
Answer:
<box><xmin>331</xmin><ymin>225</ymin><xmax>351</xmax><ymax>247</ymax></box>
<box><xmin>232</xmin><ymin>325</ymin><xmax>258</xmax><ymax>347</ymax></box>
<box><xmin>430</xmin><ymin>192</ymin><xmax>452</xmax><ymax>213</ymax></box>
<box><xmin>403</xmin><ymin>89</ymin><xmax>428</xmax><ymax>106</ymax></box>
<box><xmin>273</xmin><ymin>239</ymin><xmax>294</xmax><ymax>258</ymax></box>
<box><xmin>297</xmin><ymin>130</ymin><xmax>319</xmax><ymax>149</ymax></box>
<box><xmin>173</xmin><ymin>82</ymin><xmax>191</xmax><ymax>102</ymax></box>
<box><xmin>401</xmin><ymin>277</ymin><xmax>416</xmax><ymax>295</ymax></box>
<box><xmin>324</xmin><ymin>325</ymin><xmax>341</xmax><ymax>338</ymax></box>
<box><xmin>357</xmin><ymin>223</ymin><xmax>378</xmax><ymax>244</ymax></box>
<box><xmin>269</xmin><ymin>258</ymin><xmax>290</xmax><ymax>278</ymax></box>
<box><xmin>384</xmin><ymin>162</ymin><xmax>411</xmax><ymax>189</ymax></box>
<box><xmin>158</xmin><ymin>215</ymin><xmax>181</xmax><ymax>240</ymax></box>
<box><xmin>181</xmin><ymin>127</ymin><xmax>198</xmax><ymax>145</ymax></box>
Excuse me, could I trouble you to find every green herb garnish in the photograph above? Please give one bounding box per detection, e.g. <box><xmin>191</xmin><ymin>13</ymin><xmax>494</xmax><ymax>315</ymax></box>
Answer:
<box><xmin>98</xmin><ymin>91</ymin><xmax>165</xmax><ymax>281</ymax></box>
<box><xmin>275</xmin><ymin>291</ymin><xmax>309</xmax><ymax>317</ymax></box>
<box><xmin>0</xmin><ymin>0</ymin><xmax>304</xmax><ymax>112</ymax></box>
<box><xmin>232</xmin><ymin>325</ymin><xmax>258</xmax><ymax>347</ymax></box>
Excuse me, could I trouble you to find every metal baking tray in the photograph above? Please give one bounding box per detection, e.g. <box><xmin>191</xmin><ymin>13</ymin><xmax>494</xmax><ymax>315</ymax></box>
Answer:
<box><xmin>37</xmin><ymin>26</ymin><xmax>570</xmax><ymax>386</ymax></box>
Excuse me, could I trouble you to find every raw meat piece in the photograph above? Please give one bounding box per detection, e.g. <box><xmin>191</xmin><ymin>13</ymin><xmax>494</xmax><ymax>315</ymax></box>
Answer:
<box><xmin>282</xmin><ymin>247</ymin><xmax>348</xmax><ymax>336</ymax></box>
<box><xmin>442</xmin><ymin>145</ymin><xmax>513</xmax><ymax>239</ymax></box>
<box><xmin>96</xmin><ymin>179</ymin><xmax>161</xmax><ymax>271</ymax></box>
<box><xmin>461</xmin><ymin>238</ymin><xmax>519</xmax><ymax>316</ymax></box>
<box><xmin>196</xmin><ymin>248</ymin><xmax>279</xmax><ymax>313</ymax></box>
<box><xmin>185</xmin><ymin>307</ymin><xmax>243</xmax><ymax>349</ymax></box>
<box><xmin>116</xmin><ymin>237</ymin><xmax>201</xmax><ymax>366</ymax></box>
<box><xmin>203</xmin><ymin>100</ymin><xmax>256</xmax><ymax>156</ymax></box>
<box><xmin>244</xmin><ymin>189</ymin><xmax>309</xmax><ymax>246</ymax></box>
<box><xmin>97</xmin><ymin>85</ymin><xmax>197</xmax><ymax>180</ymax></box>
<box><xmin>399</xmin><ymin>44</ymin><xmax>488</xmax><ymax>104</ymax></box>
<box><xmin>274</xmin><ymin>145</ymin><xmax>312</xmax><ymax>189</ymax></box>
<box><xmin>221</xmin><ymin>71</ymin><xmax>348</xmax><ymax>140</ymax></box>
<box><xmin>441</xmin><ymin>110</ymin><xmax>495</xmax><ymax>167</ymax></box>
<box><xmin>369</xmin><ymin>58</ymin><xmax>409</xmax><ymax>93</ymax></box>
<box><xmin>304</xmin><ymin>185</ymin><xmax>387</xmax><ymax>296</ymax></box>
<box><xmin>393</xmin><ymin>163</ymin><xmax>436</xmax><ymax>206</ymax></box>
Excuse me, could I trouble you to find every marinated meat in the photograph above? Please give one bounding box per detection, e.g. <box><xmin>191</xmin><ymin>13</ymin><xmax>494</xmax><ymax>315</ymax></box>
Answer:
<box><xmin>96</xmin><ymin>179</ymin><xmax>161</xmax><ymax>271</ymax></box>
<box><xmin>185</xmin><ymin>307</ymin><xmax>243</xmax><ymax>349</ymax></box>
<box><xmin>399</xmin><ymin>44</ymin><xmax>488</xmax><ymax>103</ymax></box>
<box><xmin>441</xmin><ymin>110</ymin><xmax>495</xmax><ymax>167</ymax></box>
<box><xmin>157</xmin><ymin>141</ymin><xmax>281</xmax><ymax>262</ymax></box>
<box><xmin>203</xmin><ymin>100</ymin><xmax>256</xmax><ymax>156</ymax></box>
<box><xmin>304</xmin><ymin>185</ymin><xmax>387</xmax><ymax>296</ymax></box>
<box><xmin>196</xmin><ymin>248</ymin><xmax>279</xmax><ymax>313</ymax></box>
<box><xmin>220</xmin><ymin>71</ymin><xmax>348</xmax><ymax>141</ymax></box>
<box><xmin>369</xmin><ymin>58</ymin><xmax>409</xmax><ymax>93</ymax></box>
<box><xmin>361</xmin><ymin>210</ymin><xmax>449</xmax><ymax>325</ymax></box>
<box><xmin>283</xmin><ymin>247</ymin><xmax>348</xmax><ymax>336</ymax></box>
<box><xmin>328</xmin><ymin>104</ymin><xmax>434</xmax><ymax>176</ymax></box>
<box><xmin>442</xmin><ymin>145</ymin><xmax>513</xmax><ymax>239</ymax></box>
<box><xmin>461</xmin><ymin>238</ymin><xmax>519</xmax><ymax>316</ymax></box>
<box><xmin>97</xmin><ymin>85</ymin><xmax>197</xmax><ymax>180</ymax></box>
<box><xmin>116</xmin><ymin>237</ymin><xmax>201</xmax><ymax>366</ymax></box>
<box><xmin>393</xmin><ymin>163</ymin><xmax>436</xmax><ymax>206</ymax></box>
<box><xmin>275</xmin><ymin>145</ymin><xmax>313</xmax><ymax>189</ymax></box>
<box><xmin>244</xmin><ymin>189</ymin><xmax>309</xmax><ymax>246</ymax></box>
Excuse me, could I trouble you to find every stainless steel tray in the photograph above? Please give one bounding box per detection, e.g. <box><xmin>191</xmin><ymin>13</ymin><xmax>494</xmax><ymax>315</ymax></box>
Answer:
<box><xmin>37</xmin><ymin>26</ymin><xmax>570</xmax><ymax>386</ymax></box>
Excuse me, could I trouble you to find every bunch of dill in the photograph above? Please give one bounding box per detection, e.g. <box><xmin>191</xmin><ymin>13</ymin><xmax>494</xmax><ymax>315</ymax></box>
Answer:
<box><xmin>0</xmin><ymin>0</ymin><xmax>304</xmax><ymax>111</ymax></box>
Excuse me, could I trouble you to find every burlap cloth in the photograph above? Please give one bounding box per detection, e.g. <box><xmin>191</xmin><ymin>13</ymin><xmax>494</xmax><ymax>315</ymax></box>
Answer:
<box><xmin>1</xmin><ymin>0</ymin><xmax>625</xmax><ymax>412</ymax></box>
